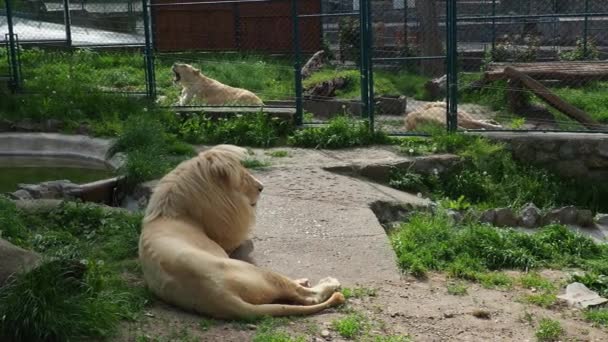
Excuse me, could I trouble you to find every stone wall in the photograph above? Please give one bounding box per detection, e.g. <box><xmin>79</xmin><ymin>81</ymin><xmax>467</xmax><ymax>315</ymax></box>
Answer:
<box><xmin>477</xmin><ymin>132</ymin><xmax>608</xmax><ymax>180</ymax></box>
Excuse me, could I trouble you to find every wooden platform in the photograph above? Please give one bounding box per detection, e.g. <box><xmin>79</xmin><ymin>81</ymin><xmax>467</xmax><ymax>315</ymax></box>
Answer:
<box><xmin>173</xmin><ymin>105</ymin><xmax>295</xmax><ymax>122</ymax></box>
<box><xmin>484</xmin><ymin>61</ymin><xmax>608</xmax><ymax>83</ymax></box>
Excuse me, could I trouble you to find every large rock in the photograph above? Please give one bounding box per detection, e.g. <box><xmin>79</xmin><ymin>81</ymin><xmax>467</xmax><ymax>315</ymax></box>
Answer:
<box><xmin>576</xmin><ymin>209</ymin><xmax>594</xmax><ymax>227</ymax></box>
<box><xmin>543</xmin><ymin>206</ymin><xmax>578</xmax><ymax>225</ymax></box>
<box><xmin>15</xmin><ymin>180</ymin><xmax>80</xmax><ymax>200</ymax></box>
<box><xmin>518</xmin><ymin>203</ymin><xmax>541</xmax><ymax>228</ymax></box>
<box><xmin>494</xmin><ymin>207</ymin><xmax>518</xmax><ymax>227</ymax></box>
<box><xmin>0</xmin><ymin>238</ymin><xmax>41</xmax><ymax>286</ymax></box>
<box><xmin>557</xmin><ymin>282</ymin><xmax>608</xmax><ymax>309</ymax></box>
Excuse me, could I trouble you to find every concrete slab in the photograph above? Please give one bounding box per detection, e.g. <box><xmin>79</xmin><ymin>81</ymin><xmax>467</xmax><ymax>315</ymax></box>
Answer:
<box><xmin>234</xmin><ymin>147</ymin><xmax>432</xmax><ymax>285</ymax></box>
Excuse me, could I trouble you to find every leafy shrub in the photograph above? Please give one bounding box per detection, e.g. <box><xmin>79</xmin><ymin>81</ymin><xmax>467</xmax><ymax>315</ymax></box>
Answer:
<box><xmin>178</xmin><ymin>112</ymin><xmax>291</xmax><ymax>147</ymax></box>
<box><xmin>390</xmin><ymin>211</ymin><xmax>608</xmax><ymax>279</ymax></box>
<box><xmin>108</xmin><ymin>115</ymin><xmax>195</xmax><ymax>187</ymax></box>
<box><xmin>0</xmin><ymin>201</ymin><xmax>149</xmax><ymax>341</ymax></box>
<box><xmin>288</xmin><ymin>116</ymin><xmax>391</xmax><ymax>149</ymax></box>
<box><xmin>559</xmin><ymin>37</ymin><xmax>600</xmax><ymax>61</ymax></box>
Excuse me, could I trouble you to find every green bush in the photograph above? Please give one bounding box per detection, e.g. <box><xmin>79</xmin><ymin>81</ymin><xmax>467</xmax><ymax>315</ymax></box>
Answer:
<box><xmin>390</xmin><ymin>211</ymin><xmax>608</xmax><ymax>279</ymax></box>
<box><xmin>0</xmin><ymin>201</ymin><xmax>150</xmax><ymax>341</ymax></box>
<box><xmin>177</xmin><ymin>112</ymin><xmax>291</xmax><ymax>147</ymax></box>
<box><xmin>288</xmin><ymin>116</ymin><xmax>391</xmax><ymax>149</ymax></box>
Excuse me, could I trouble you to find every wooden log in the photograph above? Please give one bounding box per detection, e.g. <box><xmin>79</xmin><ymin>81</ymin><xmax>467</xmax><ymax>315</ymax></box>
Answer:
<box><xmin>301</xmin><ymin>50</ymin><xmax>326</xmax><ymax>80</ymax></box>
<box><xmin>304</xmin><ymin>77</ymin><xmax>348</xmax><ymax>99</ymax></box>
<box><xmin>484</xmin><ymin>61</ymin><xmax>608</xmax><ymax>83</ymax></box>
<box><xmin>424</xmin><ymin>74</ymin><xmax>447</xmax><ymax>100</ymax></box>
<box><xmin>504</xmin><ymin>66</ymin><xmax>600</xmax><ymax>129</ymax></box>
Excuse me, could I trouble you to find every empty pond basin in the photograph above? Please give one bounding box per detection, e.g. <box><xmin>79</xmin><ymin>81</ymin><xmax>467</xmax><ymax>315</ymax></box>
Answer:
<box><xmin>0</xmin><ymin>156</ymin><xmax>115</xmax><ymax>193</ymax></box>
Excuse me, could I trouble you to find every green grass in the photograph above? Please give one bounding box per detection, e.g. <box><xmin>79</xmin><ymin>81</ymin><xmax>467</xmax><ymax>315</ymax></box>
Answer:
<box><xmin>373</xmin><ymin>336</ymin><xmax>412</xmax><ymax>342</ymax></box>
<box><xmin>390</xmin><ymin>130</ymin><xmax>608</xmax><ymax>212</ymax></box>
<box><xmin>242</xmin><ymin>158</ymin><xmax>270</xmax><ymax>169</ymax></box>
<box><xmin>107</xmin><ymin>115</ymin><xmax>196</xmax><ymax>188</ymax></box>
<box><xmin>266</xmin><ymin>150</ymin><xmax>289</xmax><ymax>158</ymax></box>
<box><xmin>178</xmin><ymin>112</ymin><xmax>292</xmax><ymax>147</ymax></box>
<box><xmin>288</xmin><ymin>116</ymin><xmax>393</xmax><ymax>149</ymax></box>
<box><xmin>519</xmin><ymin>273</ymin><xmax>556</xmax><ymax>292</ymax></box>
<box><xmin>390</xmin><ymin>210</ymin><xmax>608</xmax><ymax>279</ymax></box>
<box><xmin>521</xmin><ymin>293</ymin><xmax>558</xmax><ymax>308</ymax></box>
<box><xmin>459</xmin><ymin>72</ymin><xmax>608</xmax><ymax>125</ymax></box>
<box><xmin>198</xmin><ymin>318</ymin><xmax>218</xmax><ymax>331</ymax></box>
<box><xmin>251</xmin><ymin>317</ymin><xmax>304</xmax><ymax>342</ymax></box>
<box><xmin>0</xmin><ymin>197</ymin><xmax>150</xmax><ymax>341</ymax></box>
<box><xmin>535</xmin><ymin>318</ymin><xmax>564</xmax><ymax>342</ymax></box>
<box><xmin>477</xmin><ymin>272</ymin><xmax>513</xmax><ymax>290</ymax></box>
<box><xmin>584</xmin><ymin>308</ymin><xmax>608</xmax><ymax>328</ymax></box>
<box><xmin>341</xmin><ymin>287</ymin><xmax>377</xmax><ymax>299</ymax></box>
<box><xmin>303</xmin><ymin>68</ymin><xmax>430</xmax><ymax>100</ymax></box>
<box><xmin>446</xmin><ymin>281</ymin><xmax>469</xmax><ymax>296</ymax></box>
<box><xmin>331</xmin><ymin>313</ymin><xmax>366</xmax><ymax>339</ymax></box>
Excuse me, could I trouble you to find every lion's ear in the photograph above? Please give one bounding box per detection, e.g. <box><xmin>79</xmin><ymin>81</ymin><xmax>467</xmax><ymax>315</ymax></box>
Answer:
<box><xmin>203</xmin><ymin>153</ymin><xmax>230</xmax><ymax>183</ymax></box>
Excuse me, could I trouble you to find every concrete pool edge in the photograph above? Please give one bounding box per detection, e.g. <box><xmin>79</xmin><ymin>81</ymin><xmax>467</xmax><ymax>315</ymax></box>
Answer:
<box><xmin>0</xmin><ymin>132</ymin><xmax>124</xmax><ymax>170</ymax></box>
<box><xmin>0</xmin><ymin>133</ymin><xmax>126</xmax><ymax>204</ymax></box>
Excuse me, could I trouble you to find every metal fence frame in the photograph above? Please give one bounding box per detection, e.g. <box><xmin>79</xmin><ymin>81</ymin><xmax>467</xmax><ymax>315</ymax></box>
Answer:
<box><xmin>2</xmin><ymin>0</ymin><xmax>608</xmax><ymax>134</ymax></box>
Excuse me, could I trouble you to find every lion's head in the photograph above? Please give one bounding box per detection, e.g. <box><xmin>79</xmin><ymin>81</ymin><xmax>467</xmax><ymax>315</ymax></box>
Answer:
<box><xmin>172</xmin><ymin>63</ymin><xmax>201</xmax><ymax>84</ymax></box>
<box><xmin>143</xmin><ymin>144</ymin><xmax>264</xmax><ymax>252</ymax></box>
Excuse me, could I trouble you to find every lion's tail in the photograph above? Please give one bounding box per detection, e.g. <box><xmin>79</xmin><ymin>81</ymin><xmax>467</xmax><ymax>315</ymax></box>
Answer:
<box><xmin>232</xmin><ymin>292</ymin><xmax>345</xmax><ymax>318</ymax></box>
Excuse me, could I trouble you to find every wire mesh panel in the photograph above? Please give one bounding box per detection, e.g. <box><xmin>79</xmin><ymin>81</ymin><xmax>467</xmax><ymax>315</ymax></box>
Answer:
<box><xmin>149</xmin><ymin>0</ymin><xmax>309</xmax><ymax>113</ymax></box>
<box><xmin>456</xmin><ymin>0</ymin><xmax>608</xmax><ymax>132</ymax></box>
<box><xmin>371</xmin><ymin>0</ymin><xmax>449</xmax><ymax>135</ymax></box>
<box><xmin>67</xmin><ymin>0</ymin><xmax>144</xmax><ymax>47</ymax></box>
<box><xmin>297</xmin><ymin>0</ymin><xmax>365</xmax><ymax>125</ymax></box>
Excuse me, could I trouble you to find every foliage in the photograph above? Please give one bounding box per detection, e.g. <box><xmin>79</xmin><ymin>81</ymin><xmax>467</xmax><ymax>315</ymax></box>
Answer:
<box><xmin>303</xmin><ymin>68</ymin><xmax>430</xmax><ymax>100</ymax></box>
<box><xmin>535</xmin><ymin>318</ymin><xmax>564</xmax><ymax>342</ymax></box>
<box><xmin>390</xmin><ymin>210</ymin><xmax>608</xmax><ymax>279</ymax></box>
<box><xmin>559</xmin><ymin>37</ymin><xmax>600</xmax><ymax>61</ymax></box>
<box><xmin>338</xmin><ymin>17</ymin><xmax>360</xmax><ymax>65</ymax></box>
<box><xmin>584</xmin><ymin>308</ymin><xmax>608</xmax><ymax>328</ymax></box>
<box><xmin>107</xmin><ymin>115</ymin><xmax>195</xmax><ymax>187</ymax></box>
<box><xmin>331</xmin><ymin>313</ymin><xmax>366</xmax><ymax>339</ymax></box>
<box><xmin>390</xmin><ymin>131</ymin><xmax>608</xmax><ymax>212</ymax></box>
<box><xmin>482</xmin><ymin>34</ymin><xmax>540</xmax><ymax>69</ymax></box>
<box><xmin>178</xmin><ymin>112</ymin><xmax>291</xmax><ymax>147</ymax></box>
<box><xmin>288</xmin><ymin>116</ymin><xmax>392</xmax><ymax>149</ymax></box>
<box><xmin>0</xmin><ymin>199</ymin><xmax>149</xmax><ymax>341</ymax></box>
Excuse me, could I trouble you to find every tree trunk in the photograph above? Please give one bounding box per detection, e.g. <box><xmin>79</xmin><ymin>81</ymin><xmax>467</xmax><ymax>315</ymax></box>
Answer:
<box><xmin>415</xmin><ymin>0</ymin><xmax>444</xmax><ymax>77</ymax></box>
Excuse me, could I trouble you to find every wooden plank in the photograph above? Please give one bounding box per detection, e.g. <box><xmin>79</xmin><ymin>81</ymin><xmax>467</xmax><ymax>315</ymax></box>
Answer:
<box><xmin>485</xmin><ymin>61</ymin><xmax>608</xmax><ymax>82</ymax></box>
<box><xmin>503</xmin><ymin>66</ymin><xmax>600</xmax><ymax>129</ymax></box>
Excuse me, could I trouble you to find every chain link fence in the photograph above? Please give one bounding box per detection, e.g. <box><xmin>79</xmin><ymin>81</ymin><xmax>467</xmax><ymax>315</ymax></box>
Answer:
<box><xmin>2</xmin><ymin>0</ymin><xmax>607</xmax><ymax>134</ymax></box>
<box><xmin>457</xmin><ymin>0</ymin><xmax>608</xmax><ymax>132</ymax></box>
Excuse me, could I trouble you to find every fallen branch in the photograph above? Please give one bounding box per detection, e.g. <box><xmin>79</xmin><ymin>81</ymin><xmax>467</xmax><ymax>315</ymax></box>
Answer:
<box><xmin>504</xmin><ymin>66</ymin><xmax>600</xmax><ymax>129</ymax></box>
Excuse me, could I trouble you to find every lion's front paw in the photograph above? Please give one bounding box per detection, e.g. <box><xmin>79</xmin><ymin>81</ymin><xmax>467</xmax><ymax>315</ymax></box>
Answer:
<box><xmin>318</xmin><ymin>277</ymin><xmax>341</xmax><ymax>291</ymax></box>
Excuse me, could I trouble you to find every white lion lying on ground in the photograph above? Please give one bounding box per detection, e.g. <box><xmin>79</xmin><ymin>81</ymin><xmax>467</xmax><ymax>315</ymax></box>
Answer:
<box><xmin>138</xmin><ymin>145</ymin><xmax>344</xmax><ymax>319</ymax></box>
<box><xmin>405</xmin><ymin>102</ymin><xmax>503</xmax><ymax>131</ymax></box>
<box><xmin>172</xmin><ymin>63</ymin><xmax>264</xmax><ymax>106</ymax></box>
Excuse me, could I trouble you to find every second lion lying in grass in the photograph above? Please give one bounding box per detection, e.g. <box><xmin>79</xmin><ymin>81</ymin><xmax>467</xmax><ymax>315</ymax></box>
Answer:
<box><xmin>172</xmin><ymin>63</ymin><xmax>264</xmax><ymax>106</ymax></box>
<box><xmin>405</xmin><ymin>102</ymin><xmax>503</xmax><ymax>131</ymax></box>
<box><xmin>138</xmin><ymin>145</ymin><xmax>345</xmax><ymax>319</ymax></box>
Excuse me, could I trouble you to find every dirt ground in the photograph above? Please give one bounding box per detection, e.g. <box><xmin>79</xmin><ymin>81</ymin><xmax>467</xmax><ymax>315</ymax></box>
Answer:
<box><xmin>116</xmin><ymin>146</ymin><xmax>607</xmax><ymax>342</ymax></box>
<box><xmin>117</xmin><ymin>270</ymin><xmax>607</xmax><ymax>342</ymax></box>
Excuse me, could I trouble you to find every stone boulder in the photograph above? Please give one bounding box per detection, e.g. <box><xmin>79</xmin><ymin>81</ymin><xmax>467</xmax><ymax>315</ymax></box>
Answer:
<box><xmin>518</xmin><ymin>203</ymin><xmax>541</xmax><ymax>228</ymax></box>
<box><xmin>494</xmin><ymin>207</ymin><xmax>518</xmax><ymax>227</ymax></box>
<box><xmin>0</xmin><ymin>238</ymin><xmax>41</xmax><ymax>286</ymax></box>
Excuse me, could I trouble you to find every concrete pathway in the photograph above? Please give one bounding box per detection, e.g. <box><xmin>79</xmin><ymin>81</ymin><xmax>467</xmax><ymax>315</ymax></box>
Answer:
<box><xmin>199</xmin><ymin>145</ymin><xmax>433</xmax><ymax>285</ymax></box>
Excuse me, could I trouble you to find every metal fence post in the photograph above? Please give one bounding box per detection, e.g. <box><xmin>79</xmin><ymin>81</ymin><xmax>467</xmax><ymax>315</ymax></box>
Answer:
<box><xmin>491</xmin><ymin>0</ymin><xmax>496</xmax><ymax>53</ymax></box>
<box><xmin>6</xmin><ymin>0</ymin><xmax>21</xmax><ymax>93</ymax></box>
<box><xmin>142</xmin><ymin>0</ymin><xmax>156</xmax><ymax>99</ymax></box>
<box><xmin>291</xmin><ymin>0</ymin><xmax>303</xmax><ymax>126</ymax></box>
<box><xmin>63</xmin><ymin>0</ymin><xmax>72</xmax><ymax>47</ymax></box>
<box><xmin>365</xmin><ymin>0</ymin><xmax>374</xmax><ymax>132</ymax></box>
<box><xmin>583</xmin><ymin>0</ymin><xmax>589</xmax><ymax>59</ymax></box>
<box><xmin>446</xmin><ymin>0</ymin><xmax>458</xmax><ymax>132</ymax></box>
<box><xmin>359</xmin><ymin>0</ymin><xmax>369</xmax><ymax>119</ymax></box>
